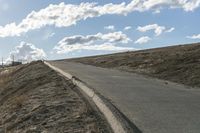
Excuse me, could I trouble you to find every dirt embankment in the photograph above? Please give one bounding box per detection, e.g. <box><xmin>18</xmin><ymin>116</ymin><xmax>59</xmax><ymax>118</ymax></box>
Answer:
<box><xmin>70</xmin><ymin>43</ymin><xmax>200</xmax><ymax>88</ymax></box>
<box><xmin>0</xmin><ymin>61</ymin><xmax>112</xmax><ymax>133</ymax></box>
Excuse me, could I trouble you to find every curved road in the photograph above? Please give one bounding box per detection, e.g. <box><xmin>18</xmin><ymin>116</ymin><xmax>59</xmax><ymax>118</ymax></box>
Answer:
<box><xmin>49</xmin><ymin>60</ymin><xmax>200</xmax><ymax>133</ymax></box>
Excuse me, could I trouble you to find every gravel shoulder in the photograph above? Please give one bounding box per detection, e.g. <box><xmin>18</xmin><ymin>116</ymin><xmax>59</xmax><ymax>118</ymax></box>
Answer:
<box><xmin>0</xmin><ymin>61</ymin><xmax>112</xmax><ymax>133</ymax></box>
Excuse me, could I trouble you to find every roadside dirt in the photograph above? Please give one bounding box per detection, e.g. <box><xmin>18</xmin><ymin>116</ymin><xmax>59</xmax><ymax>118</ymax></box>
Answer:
<box><xmin>0</xmin><ymin>61</ymin><xmax>112</xmax><ymax>133</ymax></box>
<box><xmin>70</xmin><ymin>43</ymin><xmax>200</xmax><ymax>88</ymax></box>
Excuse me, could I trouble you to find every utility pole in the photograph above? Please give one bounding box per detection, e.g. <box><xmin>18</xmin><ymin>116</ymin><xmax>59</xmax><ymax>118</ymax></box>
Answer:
<box><xmin>12</xmin><ymin>55</ymin><xmax>14</xmax><ymax>66</ymax></box>
<box><xmin>1</xmin><ymin>57</ymin><xmax>3</xmax><ymax>67</ymax></box>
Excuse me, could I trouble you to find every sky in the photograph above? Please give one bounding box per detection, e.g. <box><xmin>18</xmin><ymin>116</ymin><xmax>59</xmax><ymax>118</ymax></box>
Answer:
<box><xmin>0</xmin><ymin>0</ymin><xmax>200</xmax><ymax>62</ymax></box>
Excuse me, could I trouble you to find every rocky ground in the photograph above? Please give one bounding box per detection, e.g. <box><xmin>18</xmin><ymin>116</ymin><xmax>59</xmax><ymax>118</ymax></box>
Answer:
<box><xmin>0</xmin><ymin>61</ymin><xmax>112</xmax><ymax>133</ymax></box>
<box><xmin>70</xmin><ymin>43</ymin><xmax>200</xmax><ymax>88</ymax></box>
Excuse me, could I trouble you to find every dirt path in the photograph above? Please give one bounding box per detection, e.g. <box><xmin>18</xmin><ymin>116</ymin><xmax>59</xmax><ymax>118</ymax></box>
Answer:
<box><xmin>0</xmin><ymin>61</ymin><xmax>112</xmax><ymax>133</ymax></box>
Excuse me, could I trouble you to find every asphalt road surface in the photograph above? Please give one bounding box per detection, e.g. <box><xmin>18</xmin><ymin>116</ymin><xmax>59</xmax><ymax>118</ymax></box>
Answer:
<box><xmin>48</xmin><ymin>60</ymin><xmax>200</xmax><ymax>133</ymax></box>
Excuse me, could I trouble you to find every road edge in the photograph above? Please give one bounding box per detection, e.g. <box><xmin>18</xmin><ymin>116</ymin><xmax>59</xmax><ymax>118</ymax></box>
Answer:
<box><xmin>44</xmin><ymin>61</ymin><xmax>140</xmax><ymax>133</ymax></box>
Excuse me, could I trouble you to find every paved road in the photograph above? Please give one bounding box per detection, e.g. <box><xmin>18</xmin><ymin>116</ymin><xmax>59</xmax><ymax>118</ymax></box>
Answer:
<box><xmin>49</xmin><ymin>60</ymin><xmax>200</xmax><ymax>133</ymax></box>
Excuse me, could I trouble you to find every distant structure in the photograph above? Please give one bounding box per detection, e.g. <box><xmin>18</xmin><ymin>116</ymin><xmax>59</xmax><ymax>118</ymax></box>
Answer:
<box><xmin>10</xmin><ymin>55</ymin><xmax>21</xmax><ymax>66</ymax></box>
<box><xmin>12</xmin><ymin>61</ymin><xmax>22</xmax><ymax>66</ymax></box>
<box><xmin>0</xmin><ymin>55</ymin><xmax>22</xmax><ymax>67</ymax></box>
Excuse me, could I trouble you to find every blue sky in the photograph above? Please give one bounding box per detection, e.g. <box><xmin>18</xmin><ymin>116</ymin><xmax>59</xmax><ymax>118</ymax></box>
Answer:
<box><xmin>0</xmin><ymin>0</ymin><xmax>200</xmax><ymax>62</ymax></box>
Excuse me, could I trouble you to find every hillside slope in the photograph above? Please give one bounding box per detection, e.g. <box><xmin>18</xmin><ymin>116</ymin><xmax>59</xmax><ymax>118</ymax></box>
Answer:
<box><xmin>0</xmin><ymin>61</ymin><xmax>111</xmax><ymax>133</ymax></box>
<box><xmin>70</xmin><ymin>43</ymin><xmax>200</xmax><ymax>88</ymax></box>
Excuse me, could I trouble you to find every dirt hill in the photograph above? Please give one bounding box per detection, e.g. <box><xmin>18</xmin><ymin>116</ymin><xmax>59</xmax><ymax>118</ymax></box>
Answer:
<box><xmin>0</xmin><ymin>61</ymin><xmax>111</xmax><ymax>133</ymax></box>
<box><xmin>70</xmin><ymin>43</ymin><xmax>200</xmax><ymax>88</ymax></box>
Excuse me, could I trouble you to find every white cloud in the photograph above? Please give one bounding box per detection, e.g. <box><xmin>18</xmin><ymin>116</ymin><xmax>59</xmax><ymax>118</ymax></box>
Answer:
<box><xmin>43</xmin><ymin>31</ymin><xmax>55</xmax><ymax>40</ymax></box>
<box><xmin>137</xmin><ymin>24</ymin><xmax>165</xmax><ymax>36</ymax></box>
<box><xmin>137</xmin><ymin>24</ymin><xmax>174</xmax><ymax>36</ymax></box>
<box><xmin>141</xmin><ymin>0</ymin><xmax>200</xmax><ymax>12</ymax></box>
<box><xmin>166</xmin><ymin>27</ymin><xmax>175</xmax><ymax>33</ymax></box>
<box><xmin>153</xmin><ymin>9</ymin><xmax>161</xmax><ymax>14</ymax></box>
<box><xmin>135</xmin><ymin>36</ymin><xmax>151</xmax><ymax>44</ymax></box>
<box><xmin>187</xmin><ymin>34</ymin><xmax>200</xmax><ymax>39</ymax></box>
<box><xmin>104</xmin><ymin>25</ymin><xmax>115</xmax><ymax>30</ymax></box>
<box><xmin>0</xmin><ymin>1</ymin><xmax>199</xmax><ymax>37</ymax></box>
<box><xmin>54</xmin><ymin>31</ymin><xmax>133</xmax><ymax>54</ymax></box>
<box><xmin>57</xmin><ymin>31</ymin><xmax>131</xmax><ymax>46</ymax></box>
<box><xmin>180</xmin><ymin>0</ymin><xmax>200</xmax><ymax>11</ymax></box>
<box><xmin>124</xmin><ymin>26</ymin><xmax>132</xmax><ymax>31</ymax></box>
<box><xmin>54</xmin><ymin>43</ymin><xmax>135</xmax><ymax>54</ymax></box>
<box><xmin>6</xmin><ymin>42</ymin><xmax>46</xmax><ymax>63</ymax></box>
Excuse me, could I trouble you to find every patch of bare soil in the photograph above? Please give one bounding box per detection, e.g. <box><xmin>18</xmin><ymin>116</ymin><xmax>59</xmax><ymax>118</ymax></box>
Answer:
<box><xmin>0</xmin><ymin>61</ymin><xmax>112</xmax><ymax>133</ymax></box>
<box><xmin>70</xmin><ymin>43</ymin><xmax>200</xmax><ymax>88</ymax></box>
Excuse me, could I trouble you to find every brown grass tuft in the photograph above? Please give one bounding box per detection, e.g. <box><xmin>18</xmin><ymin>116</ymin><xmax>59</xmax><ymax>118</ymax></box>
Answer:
<box><xmin>0</xmin><ymin>68</ymin><xmax>16</xmax><ymax>88</ymax></box>
<box><xmin>13</xmin><ymin>95</ymin><xmax>28</xmax><ymax>109</ymax></box>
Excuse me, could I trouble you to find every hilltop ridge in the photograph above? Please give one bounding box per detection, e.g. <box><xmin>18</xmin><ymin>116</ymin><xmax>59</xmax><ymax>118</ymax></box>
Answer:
<box><xmin>69</xmin><ymin>43</ymin><xmax>200</xmax><ymax>88</ymax></box>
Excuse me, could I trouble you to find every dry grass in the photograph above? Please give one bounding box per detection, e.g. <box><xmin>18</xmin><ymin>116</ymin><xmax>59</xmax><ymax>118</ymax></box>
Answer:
<box><xmin>0</xmin><ymin>69</ymin><xmax>12</xmax><ymax>88</ymax></box>
<box><xmin>0</xmin><ymin>67</ymin><xmax>28</xmax><ymax>109</ymax></box>
<box><xmin>0</xmin><ymin>61</ymin><xmax>112</xmax><ymax>133</ymax></box>
<box><xmin>12</xmin><ymin>95</ymin><xmax>28</xmax><ymax>110</ymax></box>
<box><xmin>0</xmin><ymin>66</ymin><xmax>21</xmax><ymax>88</ymax></box>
